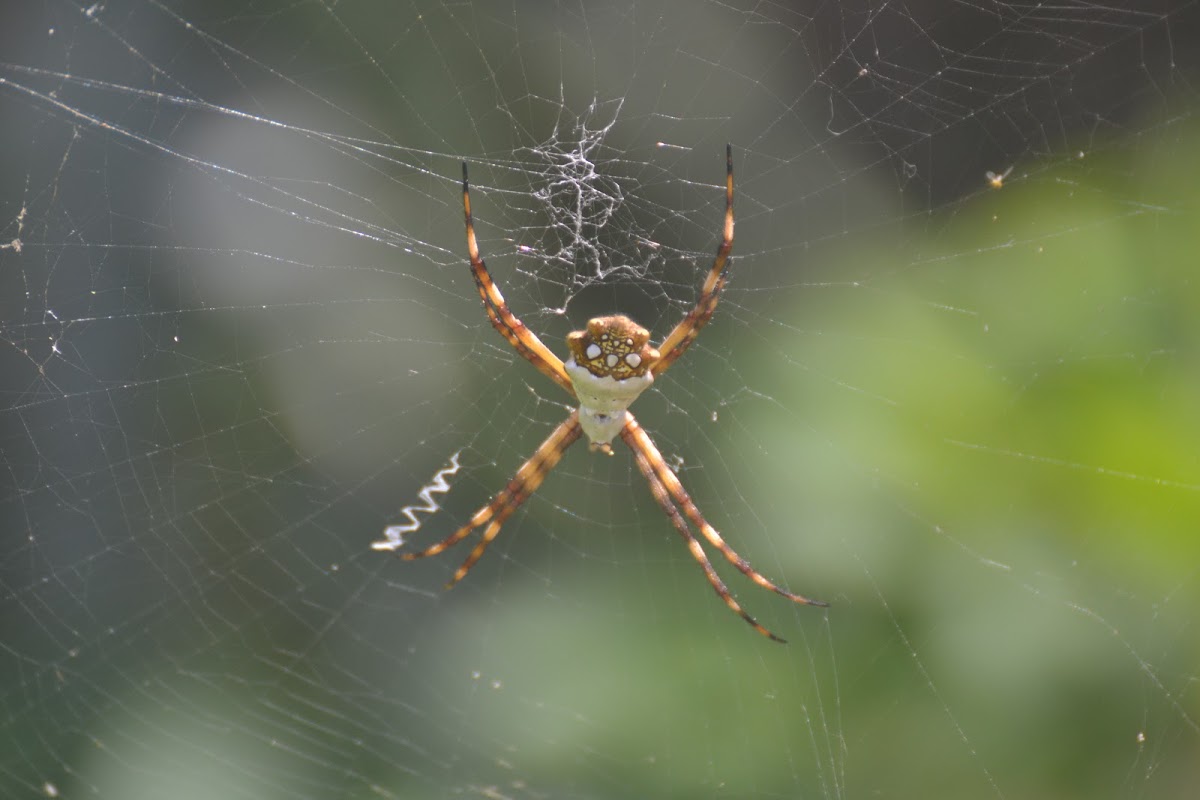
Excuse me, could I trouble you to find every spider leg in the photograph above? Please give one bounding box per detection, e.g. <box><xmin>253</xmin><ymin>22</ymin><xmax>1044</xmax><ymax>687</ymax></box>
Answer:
<box><xmin>653</xmin><ymin>144</ymin><xmax>735</xmax><ymax>376</ymax></box>
<box><xmin>395</xmin><ymin>411</ymin><xmax>582</xmax><ymax>588</ymax></box>
<box><xmin>621</xmin><ymin>415</ymin><xmax>786</xmax><ymax>642</ymax></box>
<box><xmin>463</xmin><ymin>162</ymin><xmax>577</xmax><ymax>398</ymax></box>
<box><xmin>622</xmin><ymin>414</ymin><xmax>827</xmax><ymax>609</ymax></box>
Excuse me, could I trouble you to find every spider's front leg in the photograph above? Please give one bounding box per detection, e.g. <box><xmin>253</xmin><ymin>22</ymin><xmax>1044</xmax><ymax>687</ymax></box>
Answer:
<box><xmin>653</xmin><ymin>143</ymin><xmax>735</xmax><ymax>376</ymax></box>
<box><xmin>462</xmin><ymin>162</ymin><xmax>577</xmax><ymax>398</ymax></box>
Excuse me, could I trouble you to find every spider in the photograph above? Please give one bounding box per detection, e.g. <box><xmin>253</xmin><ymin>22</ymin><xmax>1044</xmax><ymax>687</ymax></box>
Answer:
<box><xmin>374</xmin><ymin>146</ymin><xmax>826</xmax><ymax>641</ymax></box>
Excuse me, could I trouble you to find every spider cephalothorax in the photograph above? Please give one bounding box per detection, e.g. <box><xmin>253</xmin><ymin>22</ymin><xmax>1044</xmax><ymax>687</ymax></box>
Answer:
<box><xmin>374</xmin><ymin>146</ymin><xmax>827</xmax><ymax>641</ymax></box>
<box><xmin>566</xmin><ymin>315</ymin><xmax>660</xmax><ymax>379</ymax></box>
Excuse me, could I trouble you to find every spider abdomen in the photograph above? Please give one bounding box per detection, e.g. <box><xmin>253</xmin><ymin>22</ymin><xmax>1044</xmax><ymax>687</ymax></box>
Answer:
<box><xmin>565</xmin><ymin>358</ymin><xmax>654</xmax><ymax>444</ymax></box>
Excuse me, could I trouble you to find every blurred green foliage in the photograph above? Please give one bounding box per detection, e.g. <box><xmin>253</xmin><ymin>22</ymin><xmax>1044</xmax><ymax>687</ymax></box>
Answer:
<box><xmin>425</xmin><ymin>122</ymin><xmax>1200</xmax><ymax>799</ymax></box>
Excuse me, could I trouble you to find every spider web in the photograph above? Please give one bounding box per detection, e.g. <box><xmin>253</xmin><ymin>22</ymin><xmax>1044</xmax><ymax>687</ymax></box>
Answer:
<box><xmin>2</xmin><ymin>1</ymin><xmax>1199</xmax><ymax>797</ymax></box>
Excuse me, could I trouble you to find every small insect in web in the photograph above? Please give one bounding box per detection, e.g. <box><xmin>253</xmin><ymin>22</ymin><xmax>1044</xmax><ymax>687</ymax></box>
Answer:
<box><xmin>986</xmin><ymin>166</ymin><xmax>1014</xmax><ymax>189</ymax></box>
<box><xmin>374</xmin><ymin>146</ymin><xmax>827</xmax><ymax>641</ymax></box>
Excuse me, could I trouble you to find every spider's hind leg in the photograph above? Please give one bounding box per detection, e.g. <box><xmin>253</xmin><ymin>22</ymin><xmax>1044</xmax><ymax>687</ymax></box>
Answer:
<box><xmin>621</xmin><ymin>418</ymin><xmax>787</xmax><ymax>642</ymax></box>
<box><xmin>622</xmin><ymin>415</ymin><xmax>827</xmax><ymax>609</ymax></box>
<box><xmin>387</xmin><ymin>412</ymin><xmax>582</xmax><ymax>587</ymax></box>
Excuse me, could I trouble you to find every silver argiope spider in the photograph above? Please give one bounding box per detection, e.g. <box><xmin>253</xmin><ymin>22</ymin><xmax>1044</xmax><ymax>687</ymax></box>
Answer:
<box><xmin>375</xmin><ymin>146</ymin><xmax>826</xmax><ymax>641</ymax></box>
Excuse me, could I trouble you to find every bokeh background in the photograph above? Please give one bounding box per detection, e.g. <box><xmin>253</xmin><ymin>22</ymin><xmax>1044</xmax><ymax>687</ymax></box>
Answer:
<box><xmin>2</xmin><ymin>1</ymin><xmax>1198</xmax><ymax>798</ymax></box>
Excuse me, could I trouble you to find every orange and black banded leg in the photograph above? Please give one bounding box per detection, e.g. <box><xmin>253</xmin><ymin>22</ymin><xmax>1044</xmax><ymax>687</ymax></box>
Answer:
<box><xmin>622</xmin><ymin>414</ymin><xmax>827</xmax><ymax>609</ymax></box>
<box><xmin>654</xmin><ymin>144</ymin><xmax>735</xmax><ymax>376</ymax></box>
<box><xmin>462</xmin><ymin>162</ymin><xmax>576</xmax><ymax>398</ymax></box>
<box><xmin>621</xmin><ymin>418</ymin><xmax>785</xmax><ymax>642</ymax></box>
<box><xmin>399</xmin><ymin>411</ymin><xmax>582</xmax><ymax>587</ymax></box>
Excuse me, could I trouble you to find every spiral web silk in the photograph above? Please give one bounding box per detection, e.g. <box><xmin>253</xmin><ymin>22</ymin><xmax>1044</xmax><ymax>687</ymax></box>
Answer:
<box><xmin>373</xmin><ymin>451</ymin><xmax>464</xmax><ymax>551</ymax></box>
